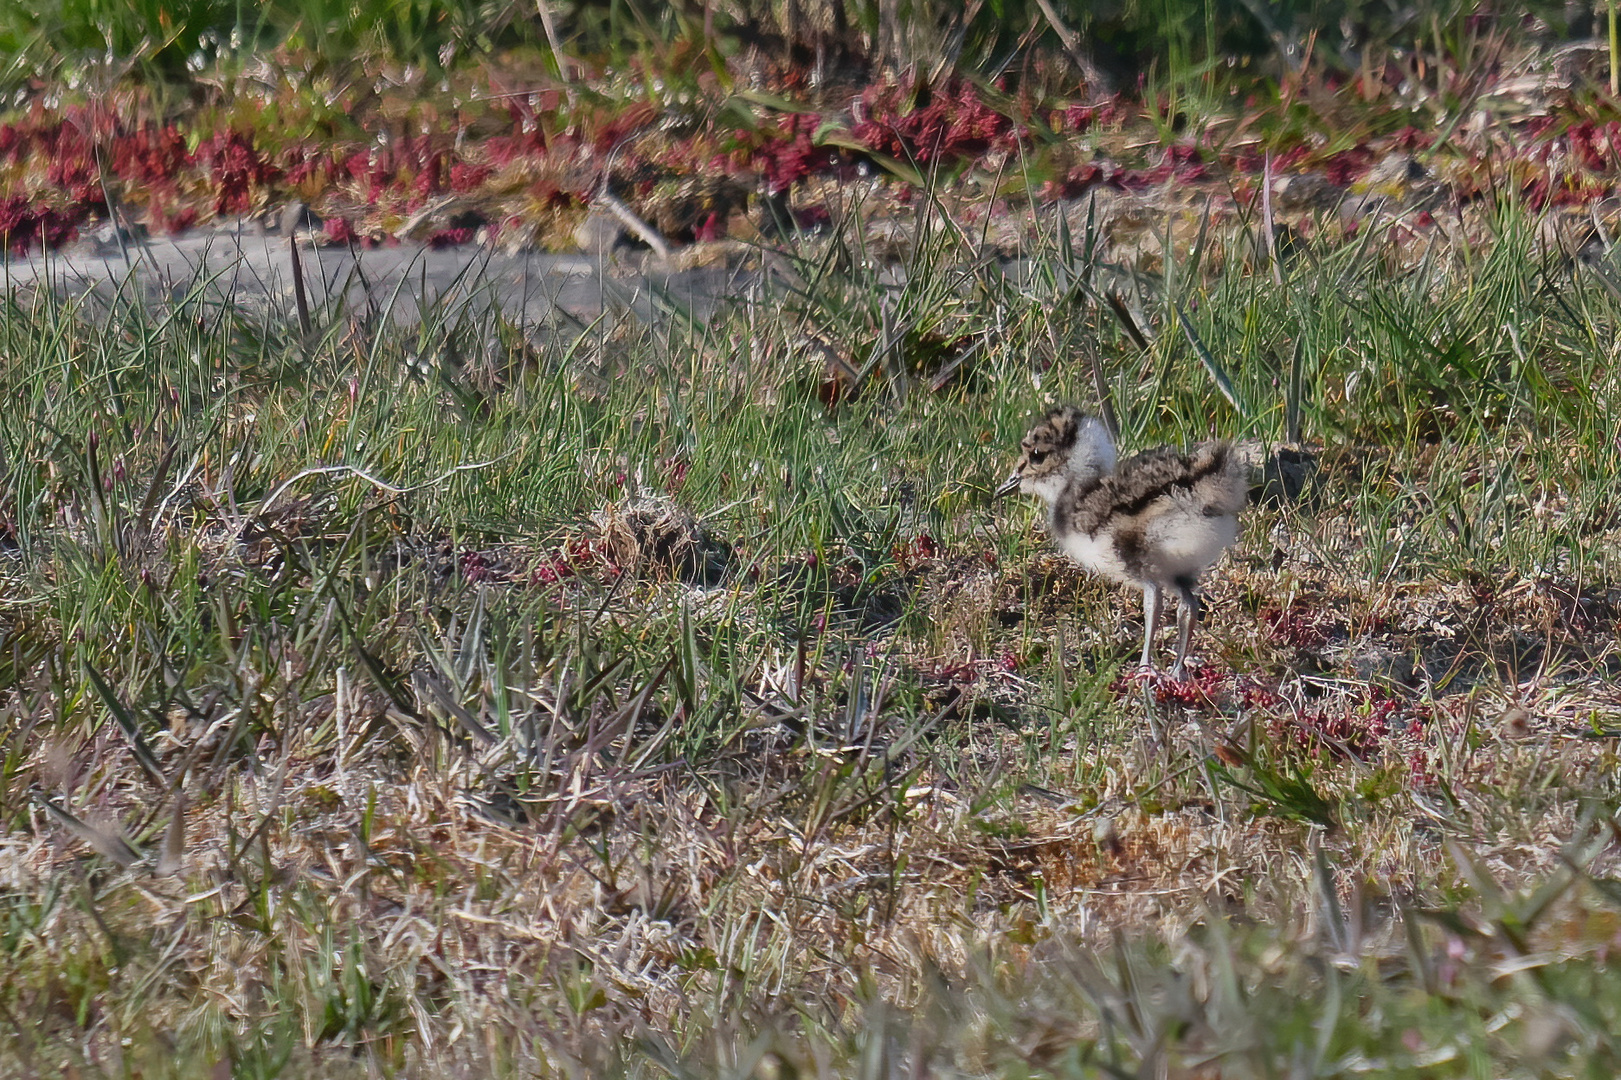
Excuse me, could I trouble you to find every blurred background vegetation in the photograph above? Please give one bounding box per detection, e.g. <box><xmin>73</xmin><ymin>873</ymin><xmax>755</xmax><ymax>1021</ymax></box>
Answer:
<box><xmin>0</xmin><ymin>0</ymin><xmax>1610</xmax><ymax>91</ymax></box>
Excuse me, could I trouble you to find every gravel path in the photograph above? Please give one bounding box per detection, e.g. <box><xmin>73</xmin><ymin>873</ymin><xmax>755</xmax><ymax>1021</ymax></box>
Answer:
<box><xmin>3</xmin><ymin>222</ymin><xmax>744</xmax><ymax>329</ymax></box>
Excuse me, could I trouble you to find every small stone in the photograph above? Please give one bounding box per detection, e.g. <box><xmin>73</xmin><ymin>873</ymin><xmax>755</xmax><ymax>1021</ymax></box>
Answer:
<box><xmin>1519</xmin><ymin>1008</ymin><xmax>1574</xmax><ymax>1059</ymax></box>
<box><xmin>574</xmin><ymin>211</ymin><xmax>625</xmax><ymax>255</ymax></box>
<box><xmin>1337</xmin><ymin>192</ymin><xmax>1391</xmax><ymax>227</ymax></box>
<box><xmin>1092</xmin><ymin>814</ymin><xmax>1122</xmax><ymax>855</ymax></box>
<box><xmin>1273</xmin><ymin>172</ymin><xmax>1342</xmax><ymax>211</ymax></box>
<box><xmin>89</xmin><ymin>222</ymin><xmax>148</xmax><ymax>255</ymax></box>
<box><xmin>1234</xmin><ymin>441</ymin><xmax>1320</xmax><ymax>505</ymax></box>
<box><xmin>1334</xmin><ymin>638</ymin><xmax>1414</xmax><ymax>685</ymax></box>
<box><xmin>1499</xmin><ymin>703</ymin><xmax>1533</xmax><ymax>739</ymax></box>
<box><xmin>278</xmin><ymin>201</ymin><xmax>322</xmax><ymax>236</ymax></box>
<box><xmin>1366</xmin><ymin>152</ymin><xmax>1425</xmax><ymax>188</ymax></box>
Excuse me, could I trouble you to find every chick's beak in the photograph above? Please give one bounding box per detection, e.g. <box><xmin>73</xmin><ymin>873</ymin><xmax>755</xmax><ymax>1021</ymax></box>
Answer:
<box><xmin>994</xmin><ymin>473</ymin><xmax>1022</xmax><ymax>499</ymax></box>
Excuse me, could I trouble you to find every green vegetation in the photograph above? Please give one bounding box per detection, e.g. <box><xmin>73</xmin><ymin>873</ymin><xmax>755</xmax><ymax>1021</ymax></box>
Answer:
<box><xmin>7</xmin><ymin>0</ymin><xmax>1621</xmax><ymax>1073</ymax></box>
<box><xmin>0</xmin><ymin>0</ymin><xmax>1604</xmax><ymax>92</ymax></box>
<box><xmin>3</xmin><ymin>187</ymin><xmax>1621</xmax><ymax>1073</ymax></box>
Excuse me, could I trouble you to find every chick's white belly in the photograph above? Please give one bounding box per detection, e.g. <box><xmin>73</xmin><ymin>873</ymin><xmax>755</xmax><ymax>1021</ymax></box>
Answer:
<box><xmin>1058</xmin><ymin>529</ymin><xmax>1133</xmax><ymax>585</ymax></box>
<box><xmin>1143</xmin><ymin>511</ymin><xmax>1238</xmax><ymax>579</ymax></box>
<box><xmin>1055</xmin><ymin>512</ymin><xmax>1238</xmax><ymax>588</ymax></box>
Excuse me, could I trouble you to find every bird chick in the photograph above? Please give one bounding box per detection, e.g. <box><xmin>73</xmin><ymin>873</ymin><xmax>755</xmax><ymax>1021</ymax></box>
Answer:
<box><xmin>997</xmin><ymin>405</ymin><xmax>1248</xmax><ymax>680</ymax></box>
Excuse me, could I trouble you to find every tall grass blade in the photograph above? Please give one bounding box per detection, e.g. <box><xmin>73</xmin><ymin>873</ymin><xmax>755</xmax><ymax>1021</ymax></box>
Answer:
<box><xmin>1175</xmin><ymin>305</ymin><xmax>1245</xmax><ymax>415</ymax></box>
<box><xmin>38</xmin><ymin>798</ymin><xmax>141</xmax><ymax>867</ymax></box>
<box><xmin>1285</xmin><ymin>336</ymin><xmax>1304</xmax><ymax>443</ymax></box>
<box><xmin>87</xmin><ymin>665</ymin><xmax>167</xmax><ymax>790</ymax></box>
<box><xmin>289</xmin><ymin>236</ymin><xmax>312</xmax><ymax>338</ymax></box>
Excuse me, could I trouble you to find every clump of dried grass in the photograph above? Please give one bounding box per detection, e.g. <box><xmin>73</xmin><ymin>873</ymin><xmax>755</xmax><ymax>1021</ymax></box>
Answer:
<box><xmin>592</xmin><ymin>497</ymin><xmax>732</xmax><ymax>585</ymax></box>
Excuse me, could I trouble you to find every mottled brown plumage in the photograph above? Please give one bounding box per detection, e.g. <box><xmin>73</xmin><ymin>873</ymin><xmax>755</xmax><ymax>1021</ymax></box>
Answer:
<box><xmin>996</xmin><ymin>405</ymin><xmax>1248</xmax><ymax>679</ymax></box>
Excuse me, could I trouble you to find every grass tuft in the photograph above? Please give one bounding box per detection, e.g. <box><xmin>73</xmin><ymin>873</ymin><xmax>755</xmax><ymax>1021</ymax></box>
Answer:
<box><xmin>4</xmin><ymin>188</ymin><xmax>1621</xmax><ymax>1074</ymax></box>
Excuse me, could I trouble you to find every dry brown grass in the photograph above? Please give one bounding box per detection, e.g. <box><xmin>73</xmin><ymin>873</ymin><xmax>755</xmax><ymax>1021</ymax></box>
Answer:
<box><xmin>6</xmin><ymin>496</ymin><xmax>1621</xmax><ymax>1075</ymax></box>
<box><xmin>7</xmin><ymin>166</ymin><xmax>1621</xmax><ymax>1074</ymax></box>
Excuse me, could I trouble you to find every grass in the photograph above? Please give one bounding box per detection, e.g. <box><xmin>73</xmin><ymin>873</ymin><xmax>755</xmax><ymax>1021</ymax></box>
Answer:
<box><xmin>0</xmin><ymin>0</ymin><xmax>524</xmax><ymax>80</ymax></box>
<box><xmin>3</xmin><ymin>185</ymin><xmax>1621</xmax><ymax>1076</ymax></box>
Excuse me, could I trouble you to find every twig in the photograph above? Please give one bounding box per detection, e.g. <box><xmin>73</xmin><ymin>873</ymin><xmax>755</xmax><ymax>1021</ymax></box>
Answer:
<box><xmin>535</xmin><ymin>0</ymin><xmax>581</xmax><ymax>82</ymax></box>
<box><xmin>254</xmin><ymin>454</ymin><xmax>516</xmax><ymax>520</ymax></box>
<box><xmin>1611</xmin><ymin>0</ymin><xmax>1619</xmax><ymax>97</ymax></box>
<box><xmin>1262</xmin><ymin>150</ymin><xmax>1283</xmax><ymax>288</ymax></box>
<box><xmin>597</xmin><ymin>187</ymin><xmax>672</xmax><ymax>260</ymax></box>
<box><xmin>395</xmin><ymin>195</ymin><xmax>457</xmax><ymax>241</ymax></box>
<box><xmin>1030</xmin><ymin>0</ymin><xmax>1114</xmax><ymax>97</ymax></box>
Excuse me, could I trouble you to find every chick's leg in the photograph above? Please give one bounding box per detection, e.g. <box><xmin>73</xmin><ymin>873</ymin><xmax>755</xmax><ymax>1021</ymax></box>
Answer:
<box><xmin>1170</xmin><ymin>581</ymin><xmax>1200</xmax><ymax>682</ymax></box>
<box><xmin>1139</xmin><ymin>582</ymin><xmax>1161</xmax><ymax>671</ymax></box>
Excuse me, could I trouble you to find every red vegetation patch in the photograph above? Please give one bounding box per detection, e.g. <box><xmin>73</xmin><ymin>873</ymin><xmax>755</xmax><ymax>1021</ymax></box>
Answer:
<box><xmin>450</xmin><ymin>160</ymin><xmax>493</xmax><ymax>193</ymax></box>
<box><xmin>1558</xmin><ymin>120</ymin><xmax>1621</xmax><ymax>173</ymax></box>
<box><xmin>1260</xmin><ymin>602</ymin><xmax>1344</xmax><ymax>652</ymax></box>
<box><xmin>1322</xmin><ymin>145</ymin><xmax>1375</xmax><ymax>186</ymax></box>
<box><xmin>1043</xmin><ymin>162</ymin><xmax>1106</xmax><ymax>200</ymax></box>
<box><xmin>1266</xmin><ymin>685</ymin><xmax>1430</xmax><ymax>761</ymax></box>
<box><xmin>889</xmin><ymin>533</ymin><xmax>940</xmax><ymax>572</ymax></box>
<box><xmin>852</xmin><ymin>76</ymin><xmax>1017</xmax><ymax>164</ymax></box>
<box><xmin>428</xmin><ymin>227</ymin><xmax>474</xmax><ymax>247</ymax></box>
<box><xmin>1108</xmin><ymin>665</ymin><xmax>1234</xmax><ymax>708</ymax></box>
<box><xmin>112</xmin><ymin>126</ymin><xmax>194</xmax><ymax>188</ymax></box>
<box><xmin>1236</xmin><ymin>678</ymin><xmax>1284</xmax><ymax>710</ymax></box>
<box><xmin>530</xmin><ymin>535</ymin><xmax>620</xmax><ymax>586</ymax></box>
<box><xmin>0</xmin><ymin>70</ymin><xmax>1618</xmax><ymax>256</ymax></box>
<box><xmin>486</xmin><ymin>109</ymin><xmax>552</xmax><ymax>165</ymax></box>
<box><xmin>340</xmin><ymin>136</ymin><xmax>454</xmax><ymax>206</ymax></box>
<box><xmin>587</xmin><ymin>99</ymin><xmax>659</xmax><ymax>155</ymax></box>
<box><xmin>1150</xmin><ymin>664</ymin><xmax>1230</xmax><ymax>706</ymax></box>
<box><xmin>0</xmin><ymin>196</ymin><xmax>88</xmax><ymax>254</ymax></box>
<box><xmin>459</xmin><ymin>535</ymin><xmax>615</xmax><ymax>588</ymax></box>
<box><xmin>754</xmin><ymin>112</ymin><xmax>830</xmax><ymax>194</ymax></box>
<box><xmin>1115</xmin><ymin>144</ymin><xmax>1207</xmax><ymax>190</ymax></box>
<box><xmin>199</xmin><ymin>131</ymin><xmax>279</xmax><ymax>214</ymax></box>
<box><xmin>146</xmin><ymin>200</ymin><xmax>198</xmax><ymax>235</ymax></box>
<box><xmin>323</xmin><ymin>216</ymin><xmax>359</xmax><ymax>245</ymax></box>
<box><xmin>1048</xmin><ymin>97</ymin><xmax>1124</xmax><ymax>134</ymax></box>
<box><xmin>459</xmin><ymin>549</ymin><xmax>499</xmax><ymax>583</ymax></box>
<box><xmin>0</xmin><ymin>115</ymin><xmax>102</xmax><ymax>210</ymax></box>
